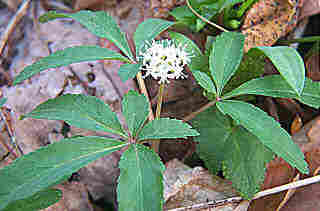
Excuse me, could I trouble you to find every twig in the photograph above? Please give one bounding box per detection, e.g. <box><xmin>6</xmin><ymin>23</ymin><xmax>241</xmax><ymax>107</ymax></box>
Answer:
<box><xmin>186</xmin><ymin>0</ymin><xmax>228</xmax><ymax>32</ymax></box>
<box><xmin>0</xmin><ymin>0</ymin><xmax>32</xmax><ymax>56</ymax></box>
<box><xmin>183</xmin><ymin>100</ymin><xmax>216</xmax><ymax>122</ymax></box>
<box><xmin>167</xmin><ymin>174</ymin><xmax>320</xmax><ymax>211</ymax></box>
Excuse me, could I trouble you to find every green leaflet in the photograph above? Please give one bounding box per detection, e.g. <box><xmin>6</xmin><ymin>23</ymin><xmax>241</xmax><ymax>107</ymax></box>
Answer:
<box><xmin>23</xmin><ymin>94</ymin><xmax>127</xmax><ymax>138</ymax></box>
<box><xmin>39</xmin><ymin>11</ymin><xmax>134</xmax><ymax>60</ymax></box>
<box><xmin>137</xmin><ymin>118</ymin><xmax>199</xmax><ymax>141</ymax></box>
<box><xmin>210</xmin><ymin>32</ymin><xmax>245</xmax><ymax>96</ymax></box>
<box><xmin>134</xmin><ymin>18</ymin><xmax>174</xmax><ymax>57</ymax></box>
<box><xmin>122</xmin><ymin>91</ymin><xmax>149</xmax><ymax>138</ymax></box>
<box><xmin>223</xmin><ymin>75</ymin><xmax>320</xmax><ymax>108</ymax></box>
<box><xmin>217</xmin><ymin>100</ymin><xmax>309</xmax><ymax>174</ymax></box>
<box><xmin>13</xmin><ymin>46</ymin><xmax>130</xmax><ymax>85</ymax></box>
<box><xmin>118</xmin><ymin>63</ymin><xmax>141</xmax><ymax>82</ymax></box>
<box><xmin>222</xmin><ymin>126</ymin><xmax>274</xmax><ymax>199</ymax></box>
<box><xmin>191</xmin><ymin>106</ymin><xmax>232</xmax><ymax>173</ymax></box>
<box><xmin>192</xmin><ymin>71</ymin><xmax>216</xmax><ymax>94</ymax></box>
<box><xmin>0</xmin><ymin>136</ymin><xmax>127</xmax><ymax>210</ymax></box>
<box><xmin>117</xmin><ymin>144</ymin><xmax>165</xmax><ymax>211</ymax></box>
<box><xmin>0</xmin><ymin>98</ymin><xmax>7</xmax><ymax>107</ymax></box>
<box><xmin>253</xmin><ymin>46</ymin><xmax>305</xmax><ymax>96</ymax></box>
<box><xmin>3</xmin><ymin>189</ymin><xmax>62</xmax><ymax>211</ymax></box>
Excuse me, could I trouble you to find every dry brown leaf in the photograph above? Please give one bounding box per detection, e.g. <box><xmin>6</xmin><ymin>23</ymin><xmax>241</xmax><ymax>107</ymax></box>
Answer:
<box><xmin>164</xmin><ymin>159</ymin><xmax>239</xmax><ymax>210</ymax></box>
<box><xmin>73</xmin><ymin>0</ymin><xmax>116</xmax><ymax>11</ymax></box>
<box><xmin>291</xmin><ymin>114</ymin><xmax>303</xmax><ymax>134</ymax></box>
<box><xmin>241</xmin><ymin>0</ymin><xmax>300</xmax><ymax>52</ymax></box>
<box><xmin>1</xmin><ymin>0</ymin><xmax>22</xmax><ymax>11</ymax></box>
<box><xmin>299</xmin><ymin>0</ymin><xmax>320</xmax><ymax>19</ymax></box>
<box><xmin>43</xmin><ymin>182</ymin><xmax>94</xmax><ymax>211</ymax></box>
<box><xmin>306</xmin><ymin>52</ymin><xmax>320</xmax><ymax>81</ymax></box>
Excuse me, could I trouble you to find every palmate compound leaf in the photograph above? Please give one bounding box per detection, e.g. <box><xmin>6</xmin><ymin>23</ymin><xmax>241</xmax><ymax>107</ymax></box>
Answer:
<box><xmin>217</xmin><ymin>100</ymin><xmax>309</xmax><ymax>174</ymax></box>
<box><xmin>252</xmin><ymin>46</ymin><xmax>305</xmax><ymax>96</ymax></box>
<box><xmin>39</xmin><ymin>10</ymin><xmax>134</xmax><ymax>60</ymax></box>
<box><xmin>122</xmin><ymin>90</ymin><xmax>149</xmax><ymax>138</ymax></box>
<box><xmin>22</xmin><ymin>94</ymin><xmax>127</xmax><ymax>138</ymax></box>
<box><xmin>0</xmin><ymin>136</ymin><xmax>127</xmax><ymax>210</ymax></box>
<box><xmin>3</xmin><ymin>189</ymin><xmax>62</xmax><ymax>211</ymax></box>
<box><xmin>210</xmin><ymin>32</ymin><xmax>245</xmax><ymax>96</ymax></box>
<box><xmin>117</xmin><ymin>144</ymin><xmax>165</xmax><ymax>211</ymax></box>
<box><xmin>137</xmin><ymin>118</ymin><xmax>199</xmax><ymax>141</ymax></box>
<box><xmin>192</xmin><ymin>71</ymin><xmax>216</xmax><ymax>94</ymax></box>
<box><xmin>223</xmin><ymin>75</ymin><xmax>320</xmax><ymax>109</ymax></box>
<box><xmin>134</xmin><ymin>18</ymin><xmax>174</xmax><ymax>57</ymax></box>
<box><xmin>13</xmin><ymin>45</ymin><xmax>130</xmax><ymax>85</ymax></box>
<box><xmin>191</xmin><ymin>106</ymin><xmax>274</xmax><ymax>198</ymax></box>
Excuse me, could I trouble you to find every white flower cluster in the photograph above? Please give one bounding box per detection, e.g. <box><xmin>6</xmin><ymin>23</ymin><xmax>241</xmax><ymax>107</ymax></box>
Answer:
<box><xmin>140</xmin><ymin>39</ymin><xmax>191</xmax><ymax>84</ymax></box>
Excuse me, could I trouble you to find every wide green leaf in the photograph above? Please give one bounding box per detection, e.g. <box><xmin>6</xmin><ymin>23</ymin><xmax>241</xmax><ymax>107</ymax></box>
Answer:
<box><xmin>117</xmin><ymin>144</ymin><xmax>165</xmax><ymax>211</ymax></box>
<box><xmin>137</xmin><ymin>118</ymin><xmax>199</xmax><ymax>141</ymax></box>
<box><xmin>253</xmin><ymin>46</ymin><xmax>305</xmax><ymax>95</ymax></box>
<box><xmin>122</xmin><ymin>91</ymin><xmax>149</xmax><ymax>138</ymax></box>
<box><xmin>169</xmin><ymin>31</ymin><xmax>207</xmax><ymax>71</ymax></box>
<box><xmin>191</xmin><ymin>106</ymin><xmax>232</xmax><ymax>173</ymax></box>
<box><xmin>216</xmin><ymin>100</ymin><xmax>309</xmax><ymax>174</ymax></box>
<box><xmin>118</xmin><ymin>63</ymin><xmax>141</xmax><ymax>82</ymax></box>
<box><xmin>192</xmin><ymin>71</ymin><xmax>216</xmax><ymax>94</ymax></box>
<box><xmin>39</xmin><ymin>11</ymin><xmax>134</xmax><ymax>60</ymax></box>
<box><xmin>223</xmin><ymin>75</ymin><xmax>320</xmax><ymax>108</ymax></box>
<box><xmin>0</xmin><ymin>136</ymin><xmax>127</xmax><ymax>210</ymax></box>
<box><xmin>210</xmin><ymin>32</ymin><xmax>245</xmax><ymax>95</ymax></box>
<box><xmin>13</xmin><ymin>45</ymin><xmax>130</xmax><ymax>85</ymax></box>
<box><xmin>0</xmin><ymin>98</ymin><xmax>7</xmax><ymax>107</ymax></box>
<box><xmin>23</xmin><ymin>94</ymin><xmax>127</xmax><ymax>138</ymax></box>
<box><xmin>134</xmin><ymin>19</ymin><xmax>174</xmax><ymax>57</ymax></box>
<box><xmin>3</xmin><ymin>189</ymin><xmax>62</xmax><ymax>211</ymax></box>
<box><xmin>222</xmin><ymin>126</ymin><xmax>274</xmax><ymax>199</ymax></box>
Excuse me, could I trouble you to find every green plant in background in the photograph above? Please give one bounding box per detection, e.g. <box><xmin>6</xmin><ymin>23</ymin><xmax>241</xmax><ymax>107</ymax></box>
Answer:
<box><xmin>0</xmin><ymin>11</ymin><xmax>199</xmax><ymax>211</ymax></box>
<box><xmin>170</xmin><ymin>0</ymin><xmax>259</xmax><ymax>31</ymax></box>
<box><xmin>171</xmin><ymin>31</ymin><xmax>320</xmax><ymax>198</ymax></box>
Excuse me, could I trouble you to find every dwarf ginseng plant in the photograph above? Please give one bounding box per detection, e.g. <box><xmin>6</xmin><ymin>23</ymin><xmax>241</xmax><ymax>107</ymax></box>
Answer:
<box><xmin>0</xmin><ymin>11</ymin><xmax>200</xmax><ymax>211</ymax></box>
<box><xmin>170</xmin><ymin>31</ymin><xmax>320</xmax><ymax>198</ymax></box>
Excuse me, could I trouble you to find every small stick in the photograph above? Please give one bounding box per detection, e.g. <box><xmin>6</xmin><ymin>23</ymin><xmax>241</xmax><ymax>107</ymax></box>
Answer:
<box><xmin>0</xmin><ymin>0</ymin><xmax>32</xmax><ymax>56</ymax></box>
<box><xmin>167</xmin><ymin>174</ymin><xmax>320</xmax><ymax>211</ymax></box>
<box><xmin>186</xmin><ymin>0</ymin><xmax>229</xmax><ymax>33</ymax></box>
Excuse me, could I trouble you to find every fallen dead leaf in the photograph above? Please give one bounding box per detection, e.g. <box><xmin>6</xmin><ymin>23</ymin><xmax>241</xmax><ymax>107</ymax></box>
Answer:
<box><xmin>242</xmin><ymin>0</ymin><xmax>300</xmax><ymax>51</ymax></box>
<box><xmin>164</xmin><ymin>159</ymin><xmax>239</xmax><ymax>210</ymax></box>
<box><xmin>299</xmin><ymin>0</ymin><xmax>320</xmax><ymax>20</ymax></box>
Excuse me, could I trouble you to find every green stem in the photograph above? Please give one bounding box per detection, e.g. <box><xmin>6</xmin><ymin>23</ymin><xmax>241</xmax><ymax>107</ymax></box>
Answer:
<box><xmin>151</xmin><ymin>83</ymin><xmax>165</xmax><ymax>153</ymax></box>
<box><xmin>236</xmin><ymin>0</ymin><xmax>257</xmax><ymax>18</ymax></box>
<box><xmin>278</xmin><ymin>36</ymin><xmax>320</xmax><ymax>45</ymax></box>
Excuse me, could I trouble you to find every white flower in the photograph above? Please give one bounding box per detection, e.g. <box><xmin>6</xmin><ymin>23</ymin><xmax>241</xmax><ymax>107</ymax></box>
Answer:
<box><xmin>140</xmin><ymin>39</ymin><xmax>191</xmax><ymax>84</ymax></box>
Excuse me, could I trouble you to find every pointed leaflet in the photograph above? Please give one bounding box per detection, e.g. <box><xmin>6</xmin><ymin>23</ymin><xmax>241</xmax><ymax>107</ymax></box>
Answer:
<box><xmin>39</xmin><ymin>11</ymin><xmax>134</xmax><ymax>60</ymax></box>
<box><xmin>191</xmin><ymin>107</ymin><xmax>274</xmax><ymax>198</ymax></box>
<box><xmin>23</xmin><ymin>94</ymin><xmax>127</xmax><ymax>138</ymax></box>
<box><xmin>216</xmin><ymin>100</ymin><xmax>309</xmax><ymax>174</ymax></box>
<box><xmin>253</xmin><ymin>46</ymin><xmax>305</xmax><ymax>95</ymax></box>
<box><xmin>192</xmin><ymin>71</ymin><xmax>216</xmax><ymax>94</ymax></box>
<box><xmin>0</xmin><ymin>98</ymin><xmax>7</xmax><ymax>106</ymax></box>
<box><xmin>191</xmin><ymin>106</ymin><xmax>232</xmax><ymax>173</ymax></box>
<box><xmin>223</xmin><ymin>75</ymin><xmax>320</xmax><ymax>108</ymax></box>
<box><xmin>222</xmin><ymin>126</ymin><xmax>274</xmax><ymax>199</ymax></box>
<box><xmin>134</xmin><ymin>18</ymin><xmax>174</xmax><ymax>57</ymax></box>
<box><xmin>137</xmin><ymin>118</ymin><xmax>199</xmax><ymax>141</ymax></box>
<box><xmin>0</xmin><ymin>136</ymin><xmax>127</xmax><ymax>210</ymax></box>
<box><xmin>118</xmin><ymin>63</ymin><xmax>140</xmax><ymax>82</ymax></box>
<box><xmin>122</xmin><ymin>91</ymin><xmax>149</xmax><ymax>138</ymax></box>
<box><xmin>117</xmin><ymin>144</ymin><xmax>165</xmax><ymax>211</ymax></box>
<box><xmin>13</xmin><ymin>46</ymin><xmax>130</xmax><ymax>85</ymax></box>
<box><xmin>210</xmin><ymin>32</ymin><xmax>245</xmax><ymax>95</ymax></box>
<box><xmin>3</xmin><ymin>189</ymin><xmax>62</xmax><ymax>211</ymax></box>
<box><xmin>169</xmin><ymin>31</ymin><xmax>208</xmax><ymax>71</ymax></box>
